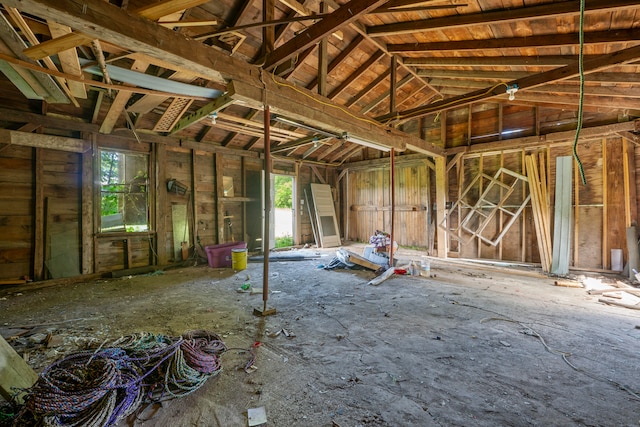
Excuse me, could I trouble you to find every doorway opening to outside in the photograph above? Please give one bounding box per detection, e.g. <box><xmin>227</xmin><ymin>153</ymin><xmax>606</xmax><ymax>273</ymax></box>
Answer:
<box><xmin>273</xmin><ymin>175</ymin><xmax>294</xmax><ymax>248</ymax></box>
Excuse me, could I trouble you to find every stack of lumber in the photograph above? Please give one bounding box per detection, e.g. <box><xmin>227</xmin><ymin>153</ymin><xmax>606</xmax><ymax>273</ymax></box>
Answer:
<box><xmin>588</xmin><ymin>280</ymin><xmax>640</xmax><ymax>310</ymax></box>
<box><xmin>525</xmin><ymin>154</ymin><xmax>552</xmax><ymax>272</ymax></box>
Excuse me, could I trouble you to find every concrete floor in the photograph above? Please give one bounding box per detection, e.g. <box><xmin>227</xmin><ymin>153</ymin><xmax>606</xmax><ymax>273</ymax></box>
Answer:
<box><xmin>1</xmin><ymin>245</ymin><xmax>640</xmax><ymax>426</ymax></box>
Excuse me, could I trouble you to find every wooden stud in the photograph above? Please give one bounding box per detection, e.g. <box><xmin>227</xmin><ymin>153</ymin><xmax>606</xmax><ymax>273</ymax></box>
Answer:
<box><xmin>155</xmin><ymin>143</ymin><xmax>168</xmax><ymax>265</ymax></box>
<box><xmin>521</xmin><ymin>150</ymin><xmax>527</xmax><ymax>263</ymax></box>
<box><xmin>33</xmin><ymin>147</ymin><xmax>44</xmax><ymax>280</ymax></box>
<box><xmin>623</xmin><ymin>138</ymin><xmax>632</xmax><ymax>227</ymax></box>
<box><xmin>435</xmin><ymin>156</ymin><xmax>448</xmax><ymax>258</ymax></box>
<box><xmin>191</xmin><ymin>149</ymin><xmax>198</xmax><ymax>249</ymax></box>
<box><xmin>602</xmin><ymin>138</ymin><xmax>608</xmax><ymax>269</ymax></box>
<box><xmin>81</xmin><ymin>135</ymin><xmax>94</xmax><ymax>275</ymax></box>
<box><xmin>215</xmin><ymin>153</ymin><xmax>225</xmax><ymax>244</ymax></box>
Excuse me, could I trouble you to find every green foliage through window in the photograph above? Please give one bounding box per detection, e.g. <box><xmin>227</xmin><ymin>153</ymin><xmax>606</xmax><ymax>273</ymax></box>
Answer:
<box><xmin>100</xmin><ymin>150</ymin><xmax>149</xmax><ymax>232</ymax></box>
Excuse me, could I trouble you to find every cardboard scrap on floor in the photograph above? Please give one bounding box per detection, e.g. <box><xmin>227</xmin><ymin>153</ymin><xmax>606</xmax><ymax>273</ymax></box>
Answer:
<box><xmin>248</xmin><ymin>406</ymin><xmax>267</xmax><ymax>426</ymax></box>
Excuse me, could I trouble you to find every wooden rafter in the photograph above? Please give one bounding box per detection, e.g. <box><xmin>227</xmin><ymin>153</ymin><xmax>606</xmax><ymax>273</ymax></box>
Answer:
<box><xmin>361</xmin><ymin>74</ymin><xmax>413</xmax><ymax>115</ymax></box>
<box><xmin>277</xmin><ymin>0</ymin><xmax>343</xmax><ymax>41</ymax></box>
<box><xmin>46</xmin><ymin>20</ymin><xmax>86</xmax><ymax>98</ymax></box>
<box><xmin>405</xmin><ymin>55</ymin><xmax>605</xmax><ymax>67</ymax></box>
<box><xmin>367</xmin><ymin>0</ymin><xmax>640</xmax><ymax>37</ymax></box>
<box><xmin>263</xmin><ymin>0</ymin><xmax>388</xmax><ymax>70</ymax></box>
<box><xmin>4</xmin><ymin>6</ymin><xmax>79</xmax><ymax>106</ymax></box>
<box><xmin>0</xmin><ymin>12</ymin><xmax>68</xmax><ymax>103</ymax></box>
<box><xmin>306</xmin><ymin>34</ymin><xmax>364</xmax><ymax>91</ymax></box>
<box><xmin>23</xmin><ymin>0</ymin><xmax>211</xmax><ymax>60</ymax></box>
<box><xmin>6</xmin><ymin>0</ymin><xmax>443</xmax><ymax>156</ymax></box>
<box><xmin>377</xmin><ymin>44</ymin><xmax>640</xmax><ymax>122</ymax></box>
<box><xmin>388</xmin><ymin>28</ymin><xmax>640</xmax><ymax>53</ymax></box>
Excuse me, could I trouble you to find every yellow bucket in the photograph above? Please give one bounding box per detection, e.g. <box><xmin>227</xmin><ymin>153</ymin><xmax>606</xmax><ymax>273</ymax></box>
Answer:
<box><xmin>231</xmin><ymin>248</ymin><xmax>248</xmax><ymax>270</ymax></box>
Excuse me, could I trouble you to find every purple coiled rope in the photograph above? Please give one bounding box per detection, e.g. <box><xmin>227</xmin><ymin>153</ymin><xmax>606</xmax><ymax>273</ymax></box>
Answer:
<box><xmin>16</xmin><ymin>330</ymin><xmax>228</xmax><ymax>427</ymax></box>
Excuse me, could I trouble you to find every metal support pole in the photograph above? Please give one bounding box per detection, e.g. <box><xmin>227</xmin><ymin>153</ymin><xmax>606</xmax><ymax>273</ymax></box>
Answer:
<box><xmin>389</xmin><ymin>148</ymin><xmax>395</xmax><ymax>267</ymax></box>
<box><xmin>255</xmin><ymin>105</ymin><xmax>276</xmax><ymax>316</ymax></box>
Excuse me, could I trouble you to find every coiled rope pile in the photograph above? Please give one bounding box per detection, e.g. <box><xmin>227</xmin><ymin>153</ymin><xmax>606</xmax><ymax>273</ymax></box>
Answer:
<box><xmin>14</xmin><ymin>330</ymin><xmax>234</xmax><ymax>426</ymax></box>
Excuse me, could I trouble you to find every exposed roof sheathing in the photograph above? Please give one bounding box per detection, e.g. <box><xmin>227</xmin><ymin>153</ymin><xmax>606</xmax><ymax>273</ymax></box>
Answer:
<box><xmin>0</xmin><ymin>0</ymin><xmax>639</xmax><ymax>161</ymax></box>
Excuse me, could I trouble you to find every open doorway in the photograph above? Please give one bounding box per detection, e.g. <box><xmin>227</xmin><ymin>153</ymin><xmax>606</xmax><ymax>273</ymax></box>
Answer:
<box><xmin>273</xmin><ymin>175</ymin><xmax>294</xmax><ymax>248</ymax></box>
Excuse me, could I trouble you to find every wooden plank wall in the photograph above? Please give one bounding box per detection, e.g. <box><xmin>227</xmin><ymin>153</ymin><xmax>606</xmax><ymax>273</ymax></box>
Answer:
<box><xmin>165</xmin><ymin>147</ymin><xmax>194</xmax><ymax>260</ymax></box>
<box><xmin>0</xmin><ymin>146</ymin><xmax>33</xmax><ymax>279</ymax></box>
<box><xmin>194</xmin><ymin>150</ymin><xmax>216</xmax><ymax>248</ymax></box>
<box><xmin>346</xmin><ymin>161</ymin><xmax>429</xmax><ymax>247</ymax></box>
<box><xmin>41</xmin><ymin>149</ymin><xmax>81</xmax><ymax>278</ymax></box>
<box><xmin>0</xmin><ymin>145</ymin><xmax>83</xmax><ymax>280</ymax></box>
<box><xmin>217</xmin><ymin>154</ymin><xmax>244</xmax><ymax>244</ymax></box>
<box><xmin>442</xmin><ymin>138</ymin><xmax>629</xmax><ymax>271</ymax></box>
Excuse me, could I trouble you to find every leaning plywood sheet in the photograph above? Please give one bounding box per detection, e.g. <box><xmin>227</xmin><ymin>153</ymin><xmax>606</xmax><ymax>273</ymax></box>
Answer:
<box><xmin>551</xmin><ymin>156</ymin><xmax>573</xmax><ymax>275</ymax></box>
<box><xmin>45</xmin><ymin>198</ymin><xmax>80</xmax><ymax>279</ymax></box>
<box><xmin>310</xmin><ymin>183</ymin><xmax>341</xmax><ymax>248</ymax></box>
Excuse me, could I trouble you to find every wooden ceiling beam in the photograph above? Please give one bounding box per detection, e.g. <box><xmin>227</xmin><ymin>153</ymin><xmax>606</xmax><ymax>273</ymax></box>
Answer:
<box><xmin>377</xmin><ymin>44</ymin><xmax>640</xmax><ymax>123</ymax></box>
<box><xmin>6</xmin><ymin>0</ymin><xmax>443</xmax><ymax>156</ymax></box>
<box><xmin>404</xmin><ymin>55</ymin><xmax>599</xmax><ymax>67</ymax></box>
<box><xmin>307</xmin><ymin>34</ymin><xmax>365</xmax><ymax>91</ymax></box>
<box><xmin>388</xmin><ymin>28</ymin><xmax>640</xmax><ymax>52</ymax></box>
<box><xmin>23</xmin><ymin>0</ymin><xmax>211</xmax><ymax>60</ymax></box>
<box><xmin>429</xmin><ymin>70</ymin><xmax>640</xmax><ymax>88</ymax></box>
<box><xmin>361</xmin><ymin>74</ymin><xmax>413</xmax><ymax>115</ymax></box>
<box><xmin>368</xmin><ymin>0</ymin><xmax>640</xmax><ymax>36</ymax></box>
<box><xmin>417</xmin><ymin>69</ymin><xmax>532</xmax><ymax>80</ymax></box>
<box><xmin>440</xmin><ymin>86</ymin><xmax>640</xmax><ymax>109</ymax></box>
<box><xmin>313</xmin><ymin>0</ymin><xmax>439</xmax><ymax>101</ymax></box>
<box><xmin>440</xmin><ymin>81</ymin><xmax>640</xmax><ymax>99</ymax></box>
<box><xmin>263</xmin><ymin>0</ymin><xmax>388</xmax><ymax>70</ymax></box>
<box><xmin>446</xmin><ymin>120</ymin><xmax>640</xmax><ymax>155</ymax></box>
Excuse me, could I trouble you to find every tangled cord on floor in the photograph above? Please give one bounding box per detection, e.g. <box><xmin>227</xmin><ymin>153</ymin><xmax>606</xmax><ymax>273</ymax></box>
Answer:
<box><xmin>481</xmin><ymin>317</ymin><xmax>640</xmax><ymax>401</ymax></box>
<box><xmin>12</xmin><ymin>330</ymin><xmax>243</xmax><ymax>426</ymax></box>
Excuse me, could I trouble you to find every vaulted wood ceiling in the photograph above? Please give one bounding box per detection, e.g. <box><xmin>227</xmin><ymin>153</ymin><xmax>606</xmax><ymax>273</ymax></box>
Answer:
<box><xmin>1</xmin><ymin>0</ymin><xmax>640</xmax><ymax>163</ymax></box>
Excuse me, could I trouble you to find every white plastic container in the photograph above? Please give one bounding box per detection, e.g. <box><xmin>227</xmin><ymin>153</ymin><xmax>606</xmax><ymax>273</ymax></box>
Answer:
<box><xmin>420</xmin><ymin>256</ymin><xmax>431</xmax><ymax>277</ymax></box>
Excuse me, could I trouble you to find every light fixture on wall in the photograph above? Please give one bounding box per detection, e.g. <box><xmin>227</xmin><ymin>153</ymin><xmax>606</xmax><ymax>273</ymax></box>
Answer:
<box><xmin>209</xmin><ymin>111</ymin><xmax>218</xmax><ymax>125</ymax></box>
<box><xmin>342</xmin><ymin>133</ymin><xmax>391</xmax><ymax>152</ymax></box>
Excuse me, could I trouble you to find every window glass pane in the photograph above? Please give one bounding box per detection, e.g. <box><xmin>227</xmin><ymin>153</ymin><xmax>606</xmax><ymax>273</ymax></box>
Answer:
<box><xmin>100</xmin><ymin>150</ymin><xmax>149</xmax><ymax>232</ymax></box>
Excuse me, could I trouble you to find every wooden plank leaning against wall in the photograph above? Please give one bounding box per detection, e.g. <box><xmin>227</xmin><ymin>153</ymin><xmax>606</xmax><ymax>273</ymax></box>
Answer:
<box><xmin>337</xmin><ymin>134</ymin><xmax>636</xmax><ymax>272</ymax></box>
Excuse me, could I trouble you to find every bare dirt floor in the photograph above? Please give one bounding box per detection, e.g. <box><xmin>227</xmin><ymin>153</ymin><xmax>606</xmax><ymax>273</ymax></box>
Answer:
<box><xmin>2</xmin><ymin>244</ymin><xmax>640</xmax><ymax>427</ymax></box>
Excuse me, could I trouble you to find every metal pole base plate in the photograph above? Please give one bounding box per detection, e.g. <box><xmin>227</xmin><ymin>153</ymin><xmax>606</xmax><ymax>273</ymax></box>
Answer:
<box><xmin>253</xmin><ymin>307</ymin><xmax>277</xmax><ymax>316</ymax></box>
